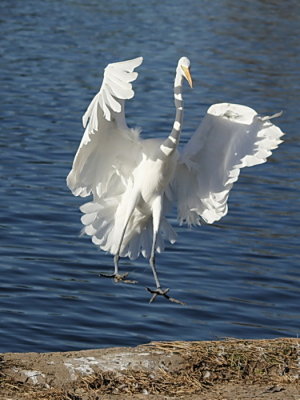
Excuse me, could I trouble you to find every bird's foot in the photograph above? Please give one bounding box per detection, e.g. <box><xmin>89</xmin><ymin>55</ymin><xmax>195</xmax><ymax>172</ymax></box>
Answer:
<box><xmin>146</xmin><ymin>287</ymin><xmax>185</xmax><ymax>305</ymax></box>
<box><xmin>99</xmin><ymin>272</ymin><xmax>137</xmax><ymax>284</ymax></box>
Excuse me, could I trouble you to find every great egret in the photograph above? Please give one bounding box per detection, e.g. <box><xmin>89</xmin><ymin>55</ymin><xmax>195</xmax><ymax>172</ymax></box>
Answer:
<box><xmin>67</xmin><ymin>57</ymin><xmax>284</xmax><ymax>303</ymax></box>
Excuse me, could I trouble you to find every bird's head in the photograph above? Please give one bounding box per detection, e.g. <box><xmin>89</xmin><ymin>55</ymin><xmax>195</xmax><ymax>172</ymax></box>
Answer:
<box><xmin>178</xmin><ymin>57</ymin><xmax>193</xmax><ymax>88</ymax></box>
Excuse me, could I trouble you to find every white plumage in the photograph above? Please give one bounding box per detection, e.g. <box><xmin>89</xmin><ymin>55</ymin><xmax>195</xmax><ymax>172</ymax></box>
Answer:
<box><xmin>67</xmin><ymin>56</ymin><xmax>284</xmax><ymax>303</ymax></box>
<box><xmin>176</xmin><ymin>104</ymin><xmax>283</xmax><ymax>225</ymax></box>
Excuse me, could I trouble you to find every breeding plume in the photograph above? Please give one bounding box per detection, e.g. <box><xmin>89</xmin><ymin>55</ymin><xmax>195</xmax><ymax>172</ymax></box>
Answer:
<box><xmin>67</xmin><ymin>57</ymin><xmax>284</xmax><ymax>303</ymax></box>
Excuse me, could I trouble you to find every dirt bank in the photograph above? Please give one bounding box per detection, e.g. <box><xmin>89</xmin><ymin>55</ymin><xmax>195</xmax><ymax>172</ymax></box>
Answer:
<box><xmin>1</xmin><ymin>338</ymin><xmax>299</xmax><ymax>400</ymax></box>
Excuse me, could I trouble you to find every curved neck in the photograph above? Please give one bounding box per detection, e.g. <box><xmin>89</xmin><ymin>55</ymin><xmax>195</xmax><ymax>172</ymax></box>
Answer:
<box><xmin>160</xmin><ymin>68</ymin><xmax>184</xmax><ymax>157</ymax></box>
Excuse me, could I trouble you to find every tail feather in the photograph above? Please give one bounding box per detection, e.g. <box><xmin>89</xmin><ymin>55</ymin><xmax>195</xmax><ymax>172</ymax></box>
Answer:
<box><xmin>80</xmin><ymin>199</ymin><xmax>176</xmax><ymax>259</ymax></box>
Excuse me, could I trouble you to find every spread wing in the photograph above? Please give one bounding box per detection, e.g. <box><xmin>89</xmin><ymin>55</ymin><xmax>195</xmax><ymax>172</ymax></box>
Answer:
<box><xmin>67</xmin><ymin>57</ymin><xmax>143</xmax><ymax>199</ymax></box>
<box><xmin>174</xmin><ymin>103</ymin><xmax>284</xmax><ymax>226</ymax></box>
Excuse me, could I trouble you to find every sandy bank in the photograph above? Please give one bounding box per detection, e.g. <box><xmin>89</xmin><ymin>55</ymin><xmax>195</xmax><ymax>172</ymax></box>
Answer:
<box><xmin>1</xmin><ymin>338</ymin><xmax>299</xmax><ymax>399</ymax></box>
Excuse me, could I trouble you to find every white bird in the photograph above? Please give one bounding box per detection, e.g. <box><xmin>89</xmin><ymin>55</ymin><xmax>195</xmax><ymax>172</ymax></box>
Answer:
<box><xmin>67</xmin><ymin>56</ymin><xmax>284</xmax><ymax>303</ymax></box>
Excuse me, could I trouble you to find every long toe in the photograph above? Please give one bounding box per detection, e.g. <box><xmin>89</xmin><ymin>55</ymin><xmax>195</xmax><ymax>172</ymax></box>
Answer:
<box><xmin>99</xmin><ymin>272</ymin><xmax>117</xmax><ymax>278</ymax></box>
<box><xmin>146</xmin><ymin>287</ymin><xmax>185</xmax><ymax>305</ymax></box>
<box><xmin>114</xmin><ymin>273</ymin><xmax>137</xmax><ymax>284</ymax></box>
<box><xmin>100</xmin><ymin>272</ymin><xmax>137</xmax><ymax>284</ymax></box>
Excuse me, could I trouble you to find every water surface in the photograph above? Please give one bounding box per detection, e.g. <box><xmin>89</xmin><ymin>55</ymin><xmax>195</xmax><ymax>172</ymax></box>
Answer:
<box><xmin>0</xmin><ymin>0</ymin><xmax>299</xmax><ymax>352</ymax></box>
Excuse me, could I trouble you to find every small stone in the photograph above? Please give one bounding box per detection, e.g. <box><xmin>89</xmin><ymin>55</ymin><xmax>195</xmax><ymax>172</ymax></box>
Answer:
<box><xmin>203</xmin><ymin>370</ymin><xmax>211</xmax><ymax>379</ymax></box>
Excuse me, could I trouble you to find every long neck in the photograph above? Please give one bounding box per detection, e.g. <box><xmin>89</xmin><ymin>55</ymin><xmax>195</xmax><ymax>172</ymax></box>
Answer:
<box><xmin>160</xmin><ymin>69</ymin><xmax>183</xmax><ymax>157</ymax></box>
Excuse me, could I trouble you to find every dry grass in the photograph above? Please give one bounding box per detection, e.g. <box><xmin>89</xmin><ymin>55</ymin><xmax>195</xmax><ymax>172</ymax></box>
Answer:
<box><xmin>1</xmin><ymin>339</ymin><xmax>299</xmax><ymax>400</ymax></box>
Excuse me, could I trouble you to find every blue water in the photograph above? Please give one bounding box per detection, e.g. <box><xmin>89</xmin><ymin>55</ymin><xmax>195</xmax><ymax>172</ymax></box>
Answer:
<box><xmin>1</xmin><ymin>0</ymin><xmax>299</xmax><ymax>353</ymax></box>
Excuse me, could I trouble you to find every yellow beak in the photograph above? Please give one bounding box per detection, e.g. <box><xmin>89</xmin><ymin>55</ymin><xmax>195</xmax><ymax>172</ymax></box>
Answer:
<box><xmin>181</xmin><ymin>65</ymin><xmax>193</xmax><ymax>88</ymax></box>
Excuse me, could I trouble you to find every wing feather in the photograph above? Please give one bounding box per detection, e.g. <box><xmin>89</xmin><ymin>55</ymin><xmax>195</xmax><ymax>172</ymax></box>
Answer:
<box><xmin>174</xmin><ymin>103</ymin><xmax>284</xmax><ymax>226</ymax></box>
<box><xmin>67</xmin><ymin>57</ymin><xmax>143</xmax><ymax>199</ymax></box>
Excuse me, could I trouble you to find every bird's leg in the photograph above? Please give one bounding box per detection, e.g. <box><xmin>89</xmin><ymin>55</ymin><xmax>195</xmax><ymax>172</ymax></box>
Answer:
<box><xmin>100</xmin><ymin>192</ymin><xmax>139</xmax><ymax>284</ymax></box>
<box><xmin>146</xmin><ymin>250</ymin><xmax>185</xmax><ymax>305</ymax></box>
<box><xmin>147</xmin><ymin>251</ymin><xmax>171</xmax><ymax>302</ymax></box>
<box><xmin>99</xmin><ymin>254</ymin><xmax>122</xmax><ymax>278</ymax></box>
<box><xmin>146</xmin><ymin>197</ymin><xmax>185</xmax><ymax>305</ymax></box>
<box><xmin>146</xmin><ymin>196</ymin><xmax>165</xmax><ymax>300</ymax></box>
<box><xmin>113</xmin><ymin>253</ymin><xmax>137</xmax><ymax>284</ymax></box>
<box><xmin>100</xmin><ymin>253</ymin><xmax>136</xmax><ymax>283</ymax></box>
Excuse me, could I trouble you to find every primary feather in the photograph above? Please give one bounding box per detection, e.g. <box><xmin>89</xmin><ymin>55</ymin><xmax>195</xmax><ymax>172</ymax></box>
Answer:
<box><xmin>175</xmin><ymin>103</ymin><xmax>284</xmax><ymax>226</ymax></box>
<box><xmin>67</xmin><ymin>57</ymin><xmax>143</xmax><ymax>199</ymax></box>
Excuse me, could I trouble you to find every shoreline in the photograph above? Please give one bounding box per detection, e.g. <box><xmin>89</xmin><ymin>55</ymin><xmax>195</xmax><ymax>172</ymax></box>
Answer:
<box><xmin>1</xmin><ymin>338</ymin><xmax>299</xmax><ymax>399</ymax></box>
